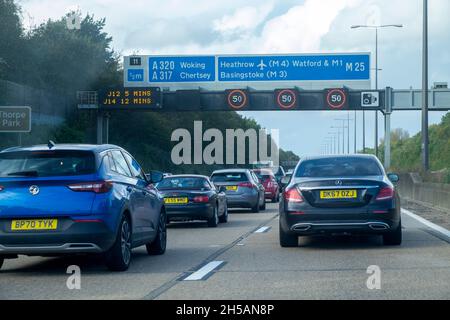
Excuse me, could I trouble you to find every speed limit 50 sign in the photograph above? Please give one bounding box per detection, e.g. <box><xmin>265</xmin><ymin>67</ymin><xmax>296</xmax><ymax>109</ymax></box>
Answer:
<box><xmin>325</xmin><ymin>88</ymin><xmax>348</xmax><ymax>110</ymax></box>
<box><xmin>275</xmin><ymin>89</ymin><xmax>299</xmax><ymax>109</ymax></box>
<box><xmin>226</xmin><ymin>89</ymin><xmax>249</xmax><ymax>110</ymax></box>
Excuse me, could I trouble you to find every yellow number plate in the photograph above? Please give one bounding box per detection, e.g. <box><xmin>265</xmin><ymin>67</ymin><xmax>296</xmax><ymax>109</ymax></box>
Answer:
<box><xmin>225</xmin><ymin>186</ymin><xmax>238</xmax><ymax>191</ymax></box>
<box><xmin>164</xmin><ymin>197</ymin><xmax>188</xmax><ymax>204</ymax></box>
<box><xmin>320</xmin><ymin>190</ymin><xmax>357</xmax><ymax>199</ymax></box>
<box><xmin>11</xmin><ymin>219</ymin><xmax>58</xmax><ymax>231</ymax></box>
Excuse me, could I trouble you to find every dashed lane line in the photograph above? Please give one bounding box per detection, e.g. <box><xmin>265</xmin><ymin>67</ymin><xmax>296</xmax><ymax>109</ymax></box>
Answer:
<box><xmin>142</xmin><ymin>213</ymin><xmax>279</xmax><ymax>300</ymax></box>
<box><xmin>183</xmin><ymin>261</ymin><xmax>226</xmax><ymax>281</ymax></box>
<box><xmin>254</xmin><ymin>226</ymin><xmax>271</xmax><ymax>233</ymax></box>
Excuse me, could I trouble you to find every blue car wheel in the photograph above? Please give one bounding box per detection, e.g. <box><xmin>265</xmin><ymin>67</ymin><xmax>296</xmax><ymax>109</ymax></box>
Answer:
<box><xmin>105</xmin><ymin>215</ymin><xmax>132</xmax><ymax>271</ymax></box>
<box><xmin>146</xmin><ymin>210</ymin><xmax>167</xmax><ymax>255</ymax></box>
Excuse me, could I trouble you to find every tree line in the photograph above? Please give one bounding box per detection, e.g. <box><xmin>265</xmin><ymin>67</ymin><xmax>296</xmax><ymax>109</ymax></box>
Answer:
<box><xmin>0</xmin><ymin>0</ymin><xmax>299</xmax><ymax>174</ymax></box>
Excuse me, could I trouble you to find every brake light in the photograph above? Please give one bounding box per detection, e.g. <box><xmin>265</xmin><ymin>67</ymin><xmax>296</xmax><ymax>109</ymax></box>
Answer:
<box><xmin>376</xmin><ymin>187</ymin><xmax>394</xmax><ymax>201</ymax></box>
<box><xmin>290</xmin><ymin>211</ymin><xmax>305</xmax><ymax>215</ymax></box>
<box><xmin>68</xmin><ymin>181</ymin><xmax>113</xmax><ymax>194</ymax></box>
<box><xmin>193</xmin><ymin>195</ymin><xmax>210</xmax><ymax>203</ymax></box>
<box><xmin>373</xmin><ymin>210</ymin><xmax>389</xmax><ymax>214</ymax></box>
<box><xmin>238</xmin><ymin>182</ymin><xmax>254</xmax><ymax>188</ymax></box>
<box><xmin>284</xmin><ymin>187</ymin><xmax>304</xmax><ymax>203</ymax></box>
<box><xmin>73</xmin><ymin>219</ymin><xmax>103</xmax><ymax>223</ymax></box>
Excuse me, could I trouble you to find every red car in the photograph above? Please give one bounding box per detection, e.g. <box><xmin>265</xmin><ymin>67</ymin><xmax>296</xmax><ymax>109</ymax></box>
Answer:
<box><xmin>253</xmin><ymin>169</ymin><xmax>280</xmax><ymax>203</ymax></box>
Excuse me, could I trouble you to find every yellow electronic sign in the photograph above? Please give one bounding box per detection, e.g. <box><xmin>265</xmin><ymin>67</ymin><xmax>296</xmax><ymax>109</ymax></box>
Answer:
<box><xmin>100</xmin><ymin>88</ymin><xmax>161</xmax><ymax>109</ymax></box>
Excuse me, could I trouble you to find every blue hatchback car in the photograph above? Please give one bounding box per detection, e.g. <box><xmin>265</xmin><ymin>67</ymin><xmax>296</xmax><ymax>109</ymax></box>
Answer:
<box><xmin>0</xmin><ymin>143</ymin><xmax>166</xmax><ymax>271</ymax></box>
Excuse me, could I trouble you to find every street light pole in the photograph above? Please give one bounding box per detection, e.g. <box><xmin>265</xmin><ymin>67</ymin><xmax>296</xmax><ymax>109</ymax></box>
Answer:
<box><xmin>362</xmin><ymin>111</ymin><xmax>366</xmax><ymax>153</ymax></box>
<box><xmin>422</xmin><ymin>0</ymin><xmax>429</xmax><ymax>171</ymax></box>
<box><xmin>334</xmin><ymin>116</ymin><xmax>356</xmax><ymax>154</ymax></box>
<box><xmin>335</xmin><ymin>120</ymin><xmax>346</xmax><ymax>154</ymax></box>
<box><xmin>329</xmin><ymin>132</ymin><xmax>338</xmax><ymax>155</ymax></box>
<box><xmin>351</xmin><ymin>24</ymin><xmax>403</xmax><ymax>156</ymax></box>
<box><xmin>325</xmin><ymin>137</ymin><xmax>333</xmax><ymax>155</ymax></box>
<box><xmin>331</xmin><ymin>128</ymin><xmax>342</xmax><ymax>154</ymax></box>
<box><xmin>334</xmin><ymin>119</ymin><xmax>352</xmax><ymax>154</ymax></box>
<box><xmin>332</xmin><ymin>125</ymin><xmax>348</xmax><ymax>154</ymax></box>
<box><xmin>354</xmin><ymin>110</ymin><xmax>357</xmax><ymax>153</ymax></box>
<box><xmin>375</xmin><ymin>27</ymin><xmax>379</xmax><ymax>157</ymax></box>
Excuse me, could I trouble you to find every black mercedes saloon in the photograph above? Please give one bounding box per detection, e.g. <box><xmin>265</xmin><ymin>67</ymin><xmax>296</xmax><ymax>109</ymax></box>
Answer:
<box><xmin>156</xmin><ymin>175</ymin><xmax>228</xmax><ymax>227</ymax></box>
<box><xmin>279</xmin><ymin>155</ymin><xmax>402</xmax><ymax>247</ymax></box>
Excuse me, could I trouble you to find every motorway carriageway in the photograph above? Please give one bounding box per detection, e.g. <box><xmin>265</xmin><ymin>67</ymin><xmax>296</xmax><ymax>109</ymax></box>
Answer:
<box><xmin>0</xmin><ymin>203</ymin><xmax>449</xmax><ymax>300</ymax></box>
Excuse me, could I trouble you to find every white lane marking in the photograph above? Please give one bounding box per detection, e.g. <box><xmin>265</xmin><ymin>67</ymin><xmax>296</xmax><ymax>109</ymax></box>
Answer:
<box><xmin>184</xmin><ymin>261</ymin><xmax>225</xmax><ymax>281</ymax></box>
<box><xmin>255</xmin><ymin>226</ymin><xmax>271</xmax><ymax>233</ymax></box>
<box><xmin>402</xmin><ymin>208</ymin><xmax>450</xmax><ymax>239</ymax></box>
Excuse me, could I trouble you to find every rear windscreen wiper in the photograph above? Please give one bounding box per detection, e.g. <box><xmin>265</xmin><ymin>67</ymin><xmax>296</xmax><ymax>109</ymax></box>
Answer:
<box><xmin>6</xmin><ymin>171</ymin><xmax>39</xmax><ymax>177</ymax></box>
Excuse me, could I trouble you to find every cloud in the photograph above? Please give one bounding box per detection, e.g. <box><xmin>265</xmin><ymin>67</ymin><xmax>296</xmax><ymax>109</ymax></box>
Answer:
<box><xmin>213</xmin><ymin>3</ymin><xmax>274</xmax><ymax>39</ymax></box>
<box><xmin>258</xmin><ymin>0</ymin><xmax>360</xmax><ymax>53</ymax></box>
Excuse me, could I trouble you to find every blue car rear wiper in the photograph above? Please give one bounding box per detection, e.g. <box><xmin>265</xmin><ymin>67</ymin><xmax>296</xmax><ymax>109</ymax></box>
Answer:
<box><xmin>7</xmin><ymin>171</ymin><xmax>39</xmax><ymax>177</ymax></box>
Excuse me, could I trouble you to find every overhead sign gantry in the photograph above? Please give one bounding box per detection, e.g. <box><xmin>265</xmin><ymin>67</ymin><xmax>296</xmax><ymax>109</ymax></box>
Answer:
<box><xmin>79</xmin><ymin>52</ymin><xmax>450</xmax><ymax>170</ymax></box>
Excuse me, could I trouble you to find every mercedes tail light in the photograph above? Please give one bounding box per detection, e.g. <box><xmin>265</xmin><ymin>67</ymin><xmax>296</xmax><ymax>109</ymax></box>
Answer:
<box><xmin>284</xmin><ymin>187</ymin><xmax>304</xmax><ymax>203</ymax></box>
<box><xmin>68</xmin><ymin>181</ymin><xmax>113</xmax><ymax>194</ymax></box>
<box><xmin>376</xmin><ymin>187</ymin><xmax>395</xmax><ymax>201</ymax></box>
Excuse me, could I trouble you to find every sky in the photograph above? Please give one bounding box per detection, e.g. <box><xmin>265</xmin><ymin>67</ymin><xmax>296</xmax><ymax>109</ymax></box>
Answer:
<box><xmin>17</xmin><ymin>0</ymin><xmax>450</xmax><ymax>156</ymax></box>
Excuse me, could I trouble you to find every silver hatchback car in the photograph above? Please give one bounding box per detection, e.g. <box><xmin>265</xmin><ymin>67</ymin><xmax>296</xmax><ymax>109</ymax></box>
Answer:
<box><xmin>211</xmin><ymin>169</ymin><xmax>266</xmax><ymax>212</ymax></box>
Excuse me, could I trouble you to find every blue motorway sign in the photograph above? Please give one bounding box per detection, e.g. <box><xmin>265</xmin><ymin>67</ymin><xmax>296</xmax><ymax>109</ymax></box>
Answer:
<box><xmin>218</xmin><ymin>54</ymin><xmax>370</xmax><ymax>82</ymax></box>
<box><xmin>148</xmin><ymin>56</ymin><xmax>215</xmax><ymax>83</ymax></box>
<box><xmin>124</xmin><ymin>53</ymin><xmax>371</xmax><ymax>88</ymax></box>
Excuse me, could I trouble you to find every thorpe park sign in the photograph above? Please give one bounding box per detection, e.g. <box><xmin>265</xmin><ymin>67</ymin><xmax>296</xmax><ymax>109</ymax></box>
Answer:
<box><xmin>0</xmin><ymin>106</ymin><xmax>31</xmax><ymax>133</ymax></box>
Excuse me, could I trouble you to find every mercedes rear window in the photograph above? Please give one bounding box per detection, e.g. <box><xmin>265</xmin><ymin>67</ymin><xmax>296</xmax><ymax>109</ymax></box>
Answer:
<box><xmin>0</xmin><ymin>150</ymin><xmax>96</xmax><ymax>177</ymax></box>
<box><xmin>295</xmin><ymin>157</ymin><xmax>383</xmax><ymax>178</ymax></box>
<box><xmin>211</xmin><ymin>172</ymin><xmax>249</xmax><ymax>183</ymax></box>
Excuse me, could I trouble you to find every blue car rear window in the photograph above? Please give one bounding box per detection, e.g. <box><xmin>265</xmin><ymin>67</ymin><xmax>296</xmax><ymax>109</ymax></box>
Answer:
<box><xmin>295</xmin><ymin>157</ymin><xmax>383</xmax><ymax>178</ymax></box>
<box><xmin>0</xmin><ymin>151</ymin><xmax>96</xmax><ymax>177</ymax></box>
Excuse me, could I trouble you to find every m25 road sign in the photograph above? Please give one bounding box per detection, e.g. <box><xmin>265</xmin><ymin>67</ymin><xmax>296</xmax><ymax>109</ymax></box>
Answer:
<box><xmin>124</xmin><ymin>53</ymin><xmax>371</xmax><ymax>90</ymax></box>
<box><xmin>218</xmin><ymin>54</ymin><xmax>369</xmax><ymax>82</ymax></box>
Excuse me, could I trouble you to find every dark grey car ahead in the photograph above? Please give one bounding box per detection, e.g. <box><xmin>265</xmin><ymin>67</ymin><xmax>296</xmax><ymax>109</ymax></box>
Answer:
<box><xmin>156</xmin><ymin>175</ymin><xmax>228</xmax><ymax>227</ymax></box>
<box><xmin>211</xmin><ymin>169</ymin><xmax>266</xmax><ymax>213</ymax></box>
<box><xmin>279</xmin><ymin>155</ymin><xmax>402</xmax><ymax>247</ymax></box>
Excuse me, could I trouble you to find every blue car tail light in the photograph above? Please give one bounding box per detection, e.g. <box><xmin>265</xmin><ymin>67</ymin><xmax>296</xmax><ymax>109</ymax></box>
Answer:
<box><xmin>68</xmin><ymin>181</ymin><xmax>113</xmax><ymax>194</ymax></box>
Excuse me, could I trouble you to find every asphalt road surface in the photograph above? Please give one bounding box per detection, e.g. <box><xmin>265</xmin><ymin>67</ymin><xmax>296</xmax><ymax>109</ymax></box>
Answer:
<box><xmin>1</xmin><ymin>203</ymin><xmax>449</xmax><ymax>300</ymax></box>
